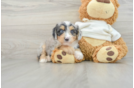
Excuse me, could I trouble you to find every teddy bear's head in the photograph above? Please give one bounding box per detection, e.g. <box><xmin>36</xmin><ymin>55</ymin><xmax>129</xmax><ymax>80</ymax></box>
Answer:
<box><xmin>79</xmin><ymin>0</ymin><xmax>120</xmax><ymax>25</ymax></box>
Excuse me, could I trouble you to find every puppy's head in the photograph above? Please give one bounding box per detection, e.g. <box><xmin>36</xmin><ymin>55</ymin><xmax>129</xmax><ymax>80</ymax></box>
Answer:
<box><xmin>52</xmin><ymin>21</ymin><xmax>79</xmax><ymax>46</ymax></box>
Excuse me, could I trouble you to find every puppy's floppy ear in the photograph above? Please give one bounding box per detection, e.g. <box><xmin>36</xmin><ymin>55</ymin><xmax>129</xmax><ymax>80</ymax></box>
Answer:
<box><xmin>75</xmin><ymin>25</ymin><xmax>79</xmax><ymax>35</ymax></box>
<box><xmin>75</xmin><ymin>25</ymin><xmax>82</xmax><ymax>40</ymax></box>
<box><xmin>52</xmin><ymin>24</ymin><xmax>58</xmax><ymax>40</ymax></box>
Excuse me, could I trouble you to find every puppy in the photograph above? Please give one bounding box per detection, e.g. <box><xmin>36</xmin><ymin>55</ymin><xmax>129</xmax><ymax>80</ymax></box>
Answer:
<box><xmin>37</xmin><ymin>21</ymin><xmax>83</xmax><ymax>63</ymax></box>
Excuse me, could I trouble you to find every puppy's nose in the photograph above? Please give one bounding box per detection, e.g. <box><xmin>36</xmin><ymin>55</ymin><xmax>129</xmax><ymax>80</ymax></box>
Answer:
<box><xmin>65</xmin><ymin>38</ymin><xmax>69</xmax><ymax>41</ymax></box>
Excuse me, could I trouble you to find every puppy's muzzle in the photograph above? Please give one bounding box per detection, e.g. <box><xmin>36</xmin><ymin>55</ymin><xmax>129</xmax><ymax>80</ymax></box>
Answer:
<box><xmin>64</xmin><ymin>38</ymin><xmax>69</xmax><ymax>42</ymax></box>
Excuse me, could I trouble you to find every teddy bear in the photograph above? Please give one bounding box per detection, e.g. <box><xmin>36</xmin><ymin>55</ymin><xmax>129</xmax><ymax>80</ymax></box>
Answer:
<box><xmin>75</xmin><ymin>0</ymin><xmax>128</xmax><ymax>63</ymax></box>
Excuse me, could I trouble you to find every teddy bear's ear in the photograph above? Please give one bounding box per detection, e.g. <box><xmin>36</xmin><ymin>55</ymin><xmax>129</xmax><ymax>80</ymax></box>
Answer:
<box><xmin>114</xmin><ymin>0</ymin><xmax>120</xmax><ymax>8</ymax></box>
<box><xmin>81</xmin><ymin>0</ymin><xmax>85</xmax><ymax>3</ymax></box>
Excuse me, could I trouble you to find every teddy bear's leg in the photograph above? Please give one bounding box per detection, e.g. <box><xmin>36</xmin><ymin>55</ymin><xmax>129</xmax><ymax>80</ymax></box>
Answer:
<box><xmin>113</xmin><ymin>38</ymin><xmax>128</xmax><ymax>57</ymax></box>
<box><xmin>92</xmin><ymin>45</ymin><xmax>122</xmax><ymax>63</ymax></box>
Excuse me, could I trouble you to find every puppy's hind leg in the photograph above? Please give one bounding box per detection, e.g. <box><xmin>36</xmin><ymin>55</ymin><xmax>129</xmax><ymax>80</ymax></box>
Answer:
<box><xmin>37</xmin><ymin>45</ymin><xmax>48</xmax><ymax>63</ymax></box>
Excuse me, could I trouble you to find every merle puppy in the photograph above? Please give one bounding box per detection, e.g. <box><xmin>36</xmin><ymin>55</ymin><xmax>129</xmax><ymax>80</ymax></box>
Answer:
<box><xmin>38</xmin><ymin>21</ymin><xmax>83</xmax><ymax>63</ymax></box>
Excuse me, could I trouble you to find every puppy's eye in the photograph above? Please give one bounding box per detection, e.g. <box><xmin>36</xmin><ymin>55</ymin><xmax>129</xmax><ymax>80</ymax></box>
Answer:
<box><xmin>57</xmin><ymin>29</ymin><xmax>64</xmax><ymax>36</ymax></box>
<box><xmin>71</xmin><ymin>30</ymin><xmax>76</xmax><ymax>35</ymax></box>
<box><xmin>59</xmin><ymin>29</ymin><xmax>64</xmax><ymax>34</ymax></box>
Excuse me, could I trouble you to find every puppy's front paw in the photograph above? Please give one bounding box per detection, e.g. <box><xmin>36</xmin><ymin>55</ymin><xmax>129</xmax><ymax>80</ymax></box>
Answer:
<box><xmin>46</xmin><ymin>56</ymin><xmax>52</xmax><ymax>62</ymax></box>
<box><xmin>74</xmin><ymin>51</ymin><xmax>83</xmax><ymax>60</ymax></box>
<box><xmin>39</xmin><ymin>56</ymin><xmax>51</xmax><ymax>63</ymax></box>
<box><xmin>39</xmin><ymin>58</ymin><xmax>47</xmax><ymax>63</ymax></box>
<box><xmin>59</xmin><ymin>46</ymin><xmax>75</xmax><ymax>55</ymax></box>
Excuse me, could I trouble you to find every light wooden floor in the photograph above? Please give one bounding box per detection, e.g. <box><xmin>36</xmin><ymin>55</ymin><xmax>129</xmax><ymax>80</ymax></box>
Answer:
<box><xmin>1</xmin><ymin>0</ymin><xmax>133</xmax><ymax>88</ymax></box>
